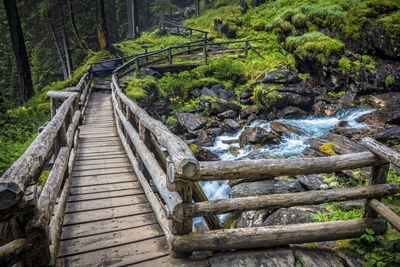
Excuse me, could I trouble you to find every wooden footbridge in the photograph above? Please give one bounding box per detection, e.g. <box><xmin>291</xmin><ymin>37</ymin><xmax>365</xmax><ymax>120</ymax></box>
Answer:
<box><xmin>1</xmin><ymin>25</ymin><xmax>400</xmax><ymax>266</ymax></box>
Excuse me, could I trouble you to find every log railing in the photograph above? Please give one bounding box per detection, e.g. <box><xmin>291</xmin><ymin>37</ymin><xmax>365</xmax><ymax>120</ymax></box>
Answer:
<box><xmin>112</xmin><ymin>43</ymin><xmax>400</xmax><ymax>254</ymax></box>
<box><xmin>161</xmin><ymin>21</ymin><xmax>209</xmax><ymax>39</ymax></box>
<box><xmin>0</xmin><ymin>70</ymin><xmax>92</xmax><ymax>266</ymax></box>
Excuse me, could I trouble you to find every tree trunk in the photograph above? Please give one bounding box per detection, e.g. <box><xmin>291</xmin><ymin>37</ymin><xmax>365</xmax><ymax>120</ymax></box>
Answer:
<box><xmin>3</xmin><ymin>0</ymin><xmax>34</xmax><ymax>102</ymax></box>
<box><xmin>127</xmin><ymin>0</ymin><xmax>140</xmax><ymax>39</ymax></box>
<box><xmin>95</xmin><ymin>0</ymin><xmax>109</xmax><ymax>50</ymax></box>
<box><xmin>66</xmin><ymin>0</ymin><xmax>92</xmax><ymax>52</ymax></box>
<box><xmin>48</xmin><ymin>14</ymin><xmax>69</xmax><ymax>80</ymax></box>
<box><xmin>195</xmin><ymin>0</ymin><xmax>200</xmax><ymax>15</ymax></box>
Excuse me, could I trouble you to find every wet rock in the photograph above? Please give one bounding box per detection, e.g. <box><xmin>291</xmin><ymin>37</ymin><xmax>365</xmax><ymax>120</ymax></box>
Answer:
<box><xmin>200</xmin><ymin>87</ymin><xmax>218</xmax><ymax>98</ymax></box>
<box><xmin>262</xmin><ymin>208</ymin><xmax>315</xmax><ymax>226</ymax></box>
<box><xmin>217</xmin><ymin>110</ymin><xmax>237</xmax><ymax>119</ymax></box>
<box><xmin>228</xmin><ymin>147</ymin><xmax>241</xmax><ymax>155</ymax></box>
<box><xmin>336</xmin><ymin>120</ymin><xmax>348</xmax><ymax>128</ymax></box>
<box><xmin>294</xmin><ymin>248</ymin><xmax>345</xmax><ymax>267</ymax></box>
<box><xmin>200</xmin><ymin>98</ymin><xmax>241</xmax><ymax>115</ymax></box>
<box><xmin>360</xmin><ymin>92</ymin><xmax>400</xmax><ymax>109</ymax></box>
<box><xmin>230</xmin><ymin>179</ymin><xmax>304</xmax><ymax>198</ymax></box>
<box><xmin>211</xmin><ymin>84</ymin><xmax>235</xmax><ymax>101</ymax></box>
<box><xmin>206</xmin><ymin>127</ymin><xmax>223</xmax><ymax>137</ymax></box>
<box><xmin>209</xmin><ymin>248</ymin><xmax>296</xmax><ymax>267</ymax></box>
<box><xmin>192</xmin><ymin>146</ymin><xmax>219</xmax><ymax>161</ymax></box>
<box><xmin>308</xmin><ymin>132</ymin><xmax>367</xmax><ymax>155</ymax></box>
<box><xmin>376</xmin><ymin>127</ymin><xmax>400</xmax><ymax>145</ymax></box>
<box><xmin>296</xmin><ymin>175</ymin><xmax>329</xmax><ymax>190</ymax></box>
<box><xmin>277</xmin><ymin>106</ymin><xmax>308</xmax><ymax>119</ymax></box>
<box><xmin>270</xmin><ymin>121</ymin><xmax>305</xmax><ymax>136</ymax></box>
<box><xmin>240</xmin><ymin>106</ymin><xmax>258</xmax><ymax>119</ymax></box>
<box><xmin>222</xmin><ymin>119</ymin><xmax>241</xmax><ymax>132</ymax></box>
<box><xmin>262</xmin><ymin>92</ymin><xmax>313</xmax><ymax>110</ymax></box>
<box><xmin>331</xmin><ymin>127</ymin><xmax>371</xmax><ymax>139</ymax></box>
<box><xmin>176</xmin><ymin>113</ymin><xmax>207</xmax><ymax>131</ymax></box>
<box><xmin>142</xmin><ymin>68</ymin><xmax>162</xmax><ymax>79</ymax></box>
<box><xmin>193</xmin><ymin>130</ymin><xmax>216</xmax><ymax>147</ymax></box>
<box><xmin>257</xmin><ymin>66</ymin><xmax>301</xmax><ymax>84</ymax></box>
<box><xmin>193</xmin><ymin>221</ymin><xmax>210</xmax><ymax>232</ymax></box>
<box><xmin>357</xmin><ymin>104</ymin><xmax>400</xmax><ymax>127</ymax></box>
<box><xmin>239</xmin><ymin>126</ymin><xmax>281</xmax><ymax>147</ymax></box>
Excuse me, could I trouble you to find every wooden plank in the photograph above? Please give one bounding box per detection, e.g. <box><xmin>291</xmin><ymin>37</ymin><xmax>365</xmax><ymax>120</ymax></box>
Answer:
<box><xmin>59</xmin><ymin>224</ymin><xmax>164</xmax><ymax>257</ymax></box>
<box><xmin>70</xmin><ymin>181</ymin><xmax>140</xmax><ymax>195</ymax></box>
<box><xmin>63</xmin><ymin>203</ymin><xmax>153</xmax><ymax>225</ymax></box>
<box><xmin>74</xmin><ymin>157</ymin><xmax>128</xmax><ymax>166</ymax></box>
<box><xmin>76</xmin><ymin>146</ymin><xmax>123</xmax><ymax>154</ymax></box>
<box><xmin>78</xmin><ymin>133</ymin><xmax>118</xmax><ymax>138</ymax></box>
<box><xmin>65</xmin><ymin>195</ymin><xmax>148</xmax><ymax>213</ymax></box>
<box><xmin>71</xmin><ymin>174</ymin><xmax>136</xmax><ymax>187</ymax></box>
<box><xmin>68</xmin><ymin>188</ymin><xmax>143</xmax><ymax>202</ymax></box>
<box><xmin>77</xmin><ymin>137</ymin><xmax>120</xmax><ymax>144</ymax></box>
<box><xmin>75</xmin><ymin>152</ymin><xmax>127</xmax><ymax>160</ymax></box>
<box><xmin>77</xmin><ymin>141</ymin><xmax>123</xmax><ymax>149</ymax></box>
<box><xmin>72</xmin><ymin>167</ymin><xmax>134</xmax><ymax>177</ymax></box>
<box><xmin>57</xmin><ymin>237</ymin><xmax>169</xmax><ymax>267</ymax></box>
<box><xmin>79</xmin><ymin>130</ymin><xmax>117</xmax><ymax>135</ymax></box>
<box><xmin>61</xmin><ymin>213</ymin><xmax>157</xmax><ymax>240</ymax></box>
<box><xmin>73</xmin><ymin>162</ymin><xmax>131</xmax><ymax>171</ymax></box>
<box><xmin>367</xmin><ymin>198</ymin><xmax>400</xmax><ymax>231</ymax></box>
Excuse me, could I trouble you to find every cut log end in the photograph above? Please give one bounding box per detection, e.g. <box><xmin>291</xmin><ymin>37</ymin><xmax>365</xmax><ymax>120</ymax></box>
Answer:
<box><xmin>0</xmin><ymin>182</ymin><xmax>24</xmax><ymax>210</ymax></box>
<box><xmin>180</xmin><ymin>161</ymin><xmax>199</xmax><ymax>178</ymax></box>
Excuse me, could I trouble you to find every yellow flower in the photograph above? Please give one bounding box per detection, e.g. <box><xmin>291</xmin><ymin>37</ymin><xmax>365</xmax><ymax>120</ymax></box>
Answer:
<box><xmin>169</xmin><ymin>98</ymin><xmax>173</xmax><ymax>101</ymax></box>
<box><xmin>179</xmin><ymin>102</ymin><xmax>182</xmax><ymax>104</ymax></box>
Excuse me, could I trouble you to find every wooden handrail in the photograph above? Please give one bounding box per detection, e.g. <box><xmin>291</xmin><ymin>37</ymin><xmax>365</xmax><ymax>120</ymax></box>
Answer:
<box><xmin>361</xmin><ymin>137</ymin><xmax>400</xmax><ymax>168</ymax></box>
<box><xmin>112</xmin><ymin>76</ymin><xmax>199</xmax><ymax>178</ymax></box>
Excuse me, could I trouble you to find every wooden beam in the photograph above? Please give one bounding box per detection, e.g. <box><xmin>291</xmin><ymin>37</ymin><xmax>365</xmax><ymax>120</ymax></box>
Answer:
<box><xmin>363</xmin><ymin>164</ymin><xmax>389</xmax><ymax>217</ymax></box>
<box><xmin>361</xmin><ymin>137</ymin><xmax>400</xmax><ymax>168</ymax></box>
<box><xmin>172</xmin><ymin>218</ymin><xmax>387</xmax><ymax>252</ymax></box>
<box><xmin>192</xmin><ymin>182</ymin><xmax>223</xmax><ymax>229</ymax></box>
<box><xmin>0</xmin><ymin>94</ymin><xmax>78</xmax><ymax>211</ymax></box>
<box><xmin>187</xmin><ymin>152</ymin><xmax>385</xmax><ymax>181</ymax></box>
<box><xmin>0</xmin><ymin>238</ymin><xmax>28</xmax><ymax>265</ymax></box>
<box><xmin>366</xmin><ymin>198</ymin><xmax>400</xmax><ymax>232</ymax></box>
<box><xmin>183</xmin><ymin>183</ymin><xmax>398</xmax><ymax>217</ymax></box>
<box><xmin>112</xmin><ymin>76</ymin><xmax>199</xmax><ymax>178</ymax></box>
<box><xmin>111</xmin><ymin>88</ymin><xmax>183</xmax><ymax>221</ymax></box>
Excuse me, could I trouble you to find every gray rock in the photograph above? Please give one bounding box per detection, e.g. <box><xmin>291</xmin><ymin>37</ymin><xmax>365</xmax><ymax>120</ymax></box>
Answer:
<box><xmin>209</xmin><ymin>248</ymin><xmax>296</xmax><ymax>267</ymax></box>
<box><xmin>193</xmin><ymin>130</ymin><xmax>216</xmax><ymax>147</ymax></box>
<box><xmin>239</xmin><ymin>126</ymin><xmax>281</xmax><ymax>147</ymax></box>
<box><xmin>206</xmin><ymin>127</ymin><xmax>223</xmax><ymax>137</ymax></box>
<box><xmin>222</xmin><ymin>119</ymin><xmax>241</xmax><ymax>132</ymax></box>
<box><xmin>277</xmin><ymin>106</ymin><xmax>307</xmax><ymax>119</ymax></box>
<box><xmin>240</xmin><ymin>106</ymin><xmax>258</xmax><ymax>119</ymax></box>
<box><xmin>294</xmin><ymin>248</ymin><xmax>345</xmax><ymax>267</ymax></box>
<box><xmin>230</xmin><ymin>179</ymin><xmax>304</xmax><ymax>198</ymax></box>
<box><xmin>257</xmin><ymin>66</ymin><xmax>301</xmax><ymax>84</ymax></box>
<box><xmin>193</xmin><ymin>146</ymin><xmax>219</xmax><ymax>161</ymax></box>
<box><xmin>200</xmin><ymin>98</ymin><xmax>241</xmax><ymax>115</ymax></box>
<box><xmin>217</xmin><ymin>110</ymin><xmax>237</xmax><ymax>119</ymax></box>
<box><xmin>376</xmin><ymin>127</ymin><xmax>400</xmax><ymax>145</ymax></box>
<box><xmin>200</xmin><ymin>87</ymin><xmax>218</xmax><ymax>98</ymax></box>
<box><xmin>176</xmin><ymin>113</ymin><xmax>207</xmax><ymax>131</ymax></box>
<box><xmin>270</xmin><ymin>121</ymin><xmax>305</xmax><ymax>136</ymax></box>
<box><xmin>296</xmin><ymin>175</ymin><xmax>329</xmax><ymax>190</ymax></box>
<box><xmin>356</xmin><ymin>104</ymin><xmax>400</xmax><ymax>127</ymax></box>
<box><xmin>262</xmin><ymin>208</ymin><xmax>315</xmax><ymax>226</ymax></box>
<box><xmin>308</xmin><ymin>132</ymin><xmax>367</xmax><ymax>155</ymax></box>
<box><xmin>218</xmin><ymin>89</ymin><xmax>235</xmax><ymax>101</ymax></box>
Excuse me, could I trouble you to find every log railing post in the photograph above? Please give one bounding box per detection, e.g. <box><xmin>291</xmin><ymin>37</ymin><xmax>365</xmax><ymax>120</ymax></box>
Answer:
<box><xmin>203</xmin><ymin>43</ymin><xmax>208</xmax><ymax>64</ymax></box>
<box><xmin>168</xmin><ymin>48</ymin><xmax>173</xmax><ymax>64</ymax></box>
<box><xmin>363</xmin><ymin>164</ymin><xmax>389</xmax><ymax>218</ymax></box>
<box><xmin>135</xmin><ymin>59</ymin><xmax>140</xmax><ymax>73</ymax></box>
<box><xmin>245</xmin><ymin>41</ymin><xmax>249</xmax><ymax>57</ymax></box>
<box><xmin>177</xmin><ymin>26</ymin><xmax>180</xmax><ymax>36</ymax></box>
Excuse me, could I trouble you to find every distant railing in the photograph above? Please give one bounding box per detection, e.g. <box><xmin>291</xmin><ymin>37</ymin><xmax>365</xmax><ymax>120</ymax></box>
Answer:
<box><xmin>0</xmin><ymin>70</ymin><xmax>92</xmax><ymax>265</ymax></box>
<box><xmin>161</xmin><ymin>21</ymin><xmax>209</xmax><ymax>39</ymax></box>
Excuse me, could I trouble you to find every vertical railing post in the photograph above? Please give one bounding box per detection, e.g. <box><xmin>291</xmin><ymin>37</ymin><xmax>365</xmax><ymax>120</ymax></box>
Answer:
<box><xmin>177</xmin><ymin>26</ymin><xmax>180</xmax><ymax>36</ymax></box>
<box><xmin>245</xmin><ymin>41</ymin><xmax>249</xmax><ymax>57</ymax></box>
<box><xmin>135</xmin><ymin>59</ymin><xmax>140</xmax><ymax>73</ymax></box>
<box><xmin>363</xmin><ymin>164</ymin><xmax>390</xmax><ymax>217</ymax></box>
<box><xmin>202</xmin><ymin>43</ymin><xmax>208</xmax><ymax>64</ymax></box>
<box><xmin>168</xmin><ymin>47</ymin><xmax>173</xmax><ymax>64</ymax></box>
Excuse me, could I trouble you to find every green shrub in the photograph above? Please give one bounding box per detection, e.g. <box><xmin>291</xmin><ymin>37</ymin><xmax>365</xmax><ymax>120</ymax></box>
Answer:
<box><xmin>385</xmin><ymin>75</ymin><xmax>395</xmax><ymax>88</ymax></box>
<box><xmin>339</xmin><ymin>57</ymin><xmax>351</xmax><ymax>72</ymax></box>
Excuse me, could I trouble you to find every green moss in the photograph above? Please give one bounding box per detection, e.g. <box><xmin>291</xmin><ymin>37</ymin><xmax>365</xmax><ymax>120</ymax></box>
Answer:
<box><xmin>124</xmin><ymin>75</ymin><xmax>158</xmax><ymax>101</ymax></box>
<box><xmin>319</xmin><ymin>142</ymin><xmax>337</xmax><ymax>156</ymax></box>
<box><xmin>385</xmin><ymin>75</ymin><xmax>395</xmax><ymax>88</ymax></box>
<box><xmin>189</xmin><ymin>144</ymin><xmax>199</xmax><ymax>153</ymax></box>
<box><xmin>328</xmin><ymin>91</ymin><xmax>345</xmax><ymax>98</ymax></box>
<box><xmin>339</xmin><ymin>57</ymin><xmax>351</xmax><ymax>72</ymax></box>
<box><xmin>165</xmin><ymin>116</ymin><xmax>177</xmax><ymax>126</ymax></box>
<box><xmin>286</xmin><ymin>32</ymin><xmax>345</xmax><ymax>63</ymax></box>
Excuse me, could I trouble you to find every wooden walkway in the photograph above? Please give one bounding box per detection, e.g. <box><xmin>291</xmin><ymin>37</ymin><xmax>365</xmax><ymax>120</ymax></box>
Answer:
<box><xmin>56</xmin><ymin>86</ymin><xmax>182</xmax><ymax>266</ymax></box>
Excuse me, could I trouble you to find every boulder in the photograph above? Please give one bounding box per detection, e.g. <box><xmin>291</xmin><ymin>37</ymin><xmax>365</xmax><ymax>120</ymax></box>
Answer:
<box><xmin>218</xmin><ymin>89</ymin><xmax>235</xmax><ymax>101</ymax></box>
<box><xmin>217</xmin><ymin>110</ymin><xmax>237</xmax><ymax>119</ymax></box>
<box><xmin>262</xmin><ymin>92</ymin><xmax>313</xmax><ymax>110</ymax></box>
<box><xmin>221</xmin><ymin>119</ymin><xmax>241</xmax><ymax>133</ymax></box>
<box><xmin>376</xmin><ymin>127</ymin><xmax>400</xmax><ymax>145</ymax></box>
<box><xmin>214</xmin><ymin>18</ymin><xmax>237</xmax><ymax>39</ymax></box>
<box><xmin>294</xmin><ymin>248</ymin><xmax>345</xmax><ymax>267</ymax></box>
<box><xmin>331</xmin><ymin>127</ymin><xmax>371</xmax><ymax>139</ymax></box>
<box><xmin>176</xmin><ymin>113</ymin><xmax>207</xmax><ymax>131</ymax></box>
<box><xmin>262</xmin><ymin>208</ymin><xmax>315</xmax><ymax>226</ymax></box>
<box><xmin>192</xmin><ymin>146</ymin><xmax>219</xmax><ymax>161</ymax></box>
<box><xmin>357</xmin><ymin>104</ymin><xmax>400</xmax><ymax>127</ymax></box>
<box><xmin>270</xmin><ymin>121</ymin><xmax>305</xmax><ymax>136</ymax></box>
<box><xmin>230</xmin><ymin>179</ymin><xmax>304</xmax><ymax>198</ymax></box>
<box><xmin>193</xmin><ymin>130</ymin><xmax>216</xmax><ymax>147</ymax></box>
<box><xmin>296</xmin><ymin>175</ymin><xmax>330</xmax><ymax>190</ymax></box>
<box><xmin>200</xmin><ymin>87</ymin><xmax>218</xmax><ymax>98</ymax></box>
<box><xmin>239</xmin><ymin>126</ymin><xmax>281</xmax><ymax>147</ymax></box>
<box><xmin>257</xmin><ymin>66</ymin><xmax>301</xmax><ymax>84</ymax></box>
<box><xmin>277</xmin><ymin>106</ymin><xmax>307</xmax><ymax>119</ymax></box>
<box><xmin>240</xmin><ymin>106</ymin><xmax>258</xmax><ymax>119</ymax></box>
<box><xmin>142</xmin><ymin>68</ymin><xmax>162</xmax><ymax>79</ymax></box>
<box><xmin>360</xmin><ymin>92</ymin><xmax>400</xmax><ymax>108</ymax></box>
<box><xmin>200</xmin><ymin>98</ymin><xmax>241</xmax><ymax>115</ymax></box>
<box><xmin>206</xmin><ymin>127</ymin><xmax>223</xmax><ymax>137</ymax></box>
<box><xmin>307</xmin><ymin>132</ymin><xmax>367</xmax><ymax>156</ymax></box>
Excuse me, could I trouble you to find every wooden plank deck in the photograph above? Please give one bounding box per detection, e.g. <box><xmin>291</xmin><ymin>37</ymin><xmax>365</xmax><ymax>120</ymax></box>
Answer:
<box><xmin>56</xmin><ymin>90</ymin><xmax>188</xmax><ymax>266</ymax></box>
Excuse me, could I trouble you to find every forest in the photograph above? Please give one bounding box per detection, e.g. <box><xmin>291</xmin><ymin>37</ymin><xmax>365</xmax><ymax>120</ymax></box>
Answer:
<box><xmin>1</xmin><ymin>0</ymin><xmax>400</xmax><ymax>266</ymax></box>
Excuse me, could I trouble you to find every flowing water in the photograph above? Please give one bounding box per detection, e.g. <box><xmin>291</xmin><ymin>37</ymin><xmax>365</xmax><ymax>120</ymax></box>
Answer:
<box><xmin>193</xmin><ymin>108</ymin><xmax>374</xmax><ymax>224</ymax></box>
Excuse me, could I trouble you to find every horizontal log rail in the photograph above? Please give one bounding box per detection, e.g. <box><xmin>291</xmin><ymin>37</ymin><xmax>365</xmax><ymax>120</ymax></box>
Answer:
<box><xmin>182</xmin><ymin>183</ymin><xmax>398</xmax><ymax>217</ymax></box>
<box><xmin>361</xmin><ymin>137</ymin><xmax>400</xmax><ymax>168</ymax></box>
<box><xmin>178</xmin><ymin>151</ymin><xmax>385</xmax><ymax>181</ymax></box>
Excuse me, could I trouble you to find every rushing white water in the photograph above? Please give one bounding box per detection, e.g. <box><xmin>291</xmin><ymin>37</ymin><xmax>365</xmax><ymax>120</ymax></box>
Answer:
<box><xmin>192</xmin><ymin>108</ymin><xmax>374</xmax><ymax>225</ymax></box>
